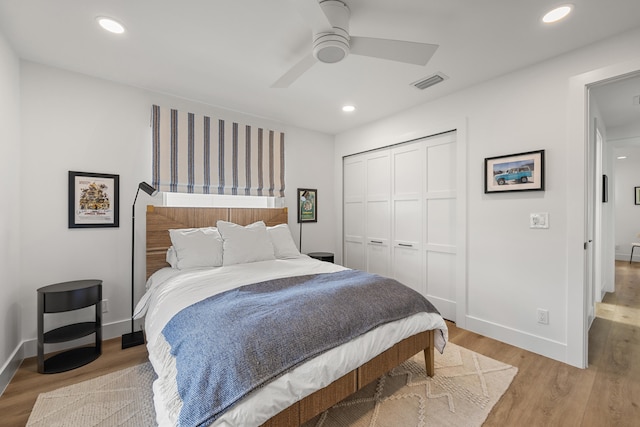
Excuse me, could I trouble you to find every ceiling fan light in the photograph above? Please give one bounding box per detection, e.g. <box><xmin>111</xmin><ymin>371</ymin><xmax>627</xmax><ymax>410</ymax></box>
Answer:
<box><xmin>542</xmin><ymin>5</ymin><xmax>572</xmax><ymax>23</ymax></box>
<box><xmin>314</xmin><ymin>33</ymin><xmax>350</xmax><ymax>63</ymax></box>
<box><xmin>317</xmin><ymin>45</ymin><xmax>347</xmax><ymax>63</ymax></box>
<box><xmin>97</xmin><ymin>17</ymin><xmax>125</xmax><ymax>34</ymax></box>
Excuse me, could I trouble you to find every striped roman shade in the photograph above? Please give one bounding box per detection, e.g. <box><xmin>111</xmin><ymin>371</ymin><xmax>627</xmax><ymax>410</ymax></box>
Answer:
<box><xmin>151</xmin><ymin>105</ymin><xmax>285</xmax><ymax>197</ymax></box>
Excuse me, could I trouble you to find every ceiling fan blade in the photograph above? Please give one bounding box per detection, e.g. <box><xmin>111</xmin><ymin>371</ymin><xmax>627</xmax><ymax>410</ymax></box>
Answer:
<box><xmin>271</xmin><ymin>53</ymin><xmax>317</xmax><ymax>88</ymax></box>
<box><xmin>290</xmin><ymin>0</ymin><xmax>333</xmax><ymax>34</ymax></box>
<box><xmin>350</xmin><ymin>36</ymin><xmax>439</xmax><ymax>66</ymax></box>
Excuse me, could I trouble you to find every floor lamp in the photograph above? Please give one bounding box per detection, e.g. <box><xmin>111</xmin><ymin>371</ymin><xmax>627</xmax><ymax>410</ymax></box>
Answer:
<box><xmin>298</xmin><ymin>190</ymin><xmax>309</xmax><ymax>252</ymax></box>
<box><xmin>122</xmin><ymin>181</ymin><xmax>158</xmax><ymax>349</ymax></box>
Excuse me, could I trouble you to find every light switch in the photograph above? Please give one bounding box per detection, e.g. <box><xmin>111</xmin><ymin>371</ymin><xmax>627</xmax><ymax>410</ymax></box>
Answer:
<box><xmin>530</xmin><ymin>212</ymin><xmax>549</xmax><ymax>229</ymax></box>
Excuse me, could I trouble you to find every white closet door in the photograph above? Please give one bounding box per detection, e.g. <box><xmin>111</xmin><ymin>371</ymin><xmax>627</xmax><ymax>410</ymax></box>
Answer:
<box><xmin>423</xmin><ymin>132</ymin><xmax>457</xmax><ymax>320</ymax></box>
<box><xmin>343</xmin><ymin>131</ymin><xmax>460</xmax><ymax>323</ymax></box>
<box><xmin>365</xmin><ymin>151</ymin><xmax>391</xmax><ymax>277</ymax></box>
<box><xmin>391</xmin><ymin>142</ymin><xmax>423</xmax><ymax>294</ymax></box>
<box><xmin>343</xmin><ymin>156</ymin><xmax>365</xmax><ymax>270</ymax></box>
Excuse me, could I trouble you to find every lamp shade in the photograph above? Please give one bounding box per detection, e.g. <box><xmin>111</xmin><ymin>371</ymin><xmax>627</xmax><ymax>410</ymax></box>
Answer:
<box><xmin>138</xmin><ymin>182</ymin><xmax>158</xmax><ymax>196</ymax></box>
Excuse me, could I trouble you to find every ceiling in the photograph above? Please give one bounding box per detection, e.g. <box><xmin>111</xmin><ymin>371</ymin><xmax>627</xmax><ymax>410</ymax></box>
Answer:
<box><xmin>1</xmin><ymin>0</ymin><xmax>640</xmax><ymax>135</ymax></box>
<box><xmin>591</xmin><ymin>74</ymin><xmax>640</xmax><ymax>129</ymax></box>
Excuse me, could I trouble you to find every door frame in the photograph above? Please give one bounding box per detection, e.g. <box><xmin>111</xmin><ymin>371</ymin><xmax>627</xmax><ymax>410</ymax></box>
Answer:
<box><xmin>567</xmin><ymin>59</ymin><xmax>640</xmax><ymax>368</ymax></box>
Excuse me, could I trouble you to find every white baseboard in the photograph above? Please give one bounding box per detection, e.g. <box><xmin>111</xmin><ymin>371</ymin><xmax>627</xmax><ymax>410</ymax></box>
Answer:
<box><xmin>616</xmin><ymin>253</ymin><xmax>633</xmax><ymax>262</ymax></box>
<box><xmin>0</xmin><ymin>319</ymin><xmax>135</xmax><ymax>397</ymax></box>
<box><xmin>0</xmin><ymin>342</ymin><xmax>24</xmax><ymax>396</ymax></box>
<box><xmin>426</xmin><ymin>295</ymin><xmax>456</xmax><ymax>322</ymax></box>
<box><xmin>464</xmin><ymin>315</ymin><xmax>569</xmax><ymax>365</ymax></box>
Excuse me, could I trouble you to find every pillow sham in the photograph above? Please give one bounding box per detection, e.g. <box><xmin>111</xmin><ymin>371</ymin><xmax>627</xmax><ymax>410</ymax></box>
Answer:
<box><xmin>267</xmin><ymin>224</ymin><xmax>301</xmax><ymax>259</ymax></box>
<box><xmin>168</xmin><ymin>227</ymin><xmax>223</xmax><ymax>269</ymax></box>
<box><xmin>166</xmin><ymin>246</ymin><xmax>178</xmax><ymax>269</ymax></box>
<box><xmin>217</xmin><ymin>220</ymin><xmax>275</xmax><ymax>266</ymax></box>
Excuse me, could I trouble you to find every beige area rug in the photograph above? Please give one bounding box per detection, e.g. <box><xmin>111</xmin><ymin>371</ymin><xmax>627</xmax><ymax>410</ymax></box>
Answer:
<box><xmin>304</xmin><ymin>343</ymin><xmax>517</xmax><ymax>427</ymax></box>
<box><xmin>26</xmin><ymin>363</ymin><xmax>157</xmax><ymax>427</ymax></box>
<box><xmin>27</xmin><ymin>343</ymin><xmax>516</xmax><ymax>427</ymax></box>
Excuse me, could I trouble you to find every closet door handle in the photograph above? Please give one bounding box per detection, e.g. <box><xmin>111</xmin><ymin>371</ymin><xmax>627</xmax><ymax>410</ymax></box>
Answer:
<box><xmin>398</xmin><ymin>243</ymin><xmax>413</xmax><ymax>247</ymax></box>
<box><xmin>370</xmin><ymin>240</ymin><xmax>383</xmax><ymax>244</ymax></box>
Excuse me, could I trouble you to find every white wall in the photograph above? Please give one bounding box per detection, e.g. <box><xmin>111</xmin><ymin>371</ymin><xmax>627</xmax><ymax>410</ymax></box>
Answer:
<box><xmin>16</xmin><ymin>62</ymin><xmax>336</xmax><ymax>361</ymax></box>
<box><xmin>283</xmin><ymin>127</ymin><xmax>335</xmax><ymax>254</ymax></box>
<box><xmin>614</xmin><ymin>143</ymin><xmax>640</xmax><ymax>260</ymax></box>
<box><xmin>0</xmin><ymin>29</ymin><xmax>21</xmax><ymax>393</ymax></box>
<box><xmin>334</xmin><ymin>28</ymin><xmax>640</xmax><ymax>366</ymax></box>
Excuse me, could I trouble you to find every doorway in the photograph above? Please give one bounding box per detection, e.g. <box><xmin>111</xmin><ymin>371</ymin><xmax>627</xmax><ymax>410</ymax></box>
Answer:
<box><xmin>567</xmin><ymin>60</ymin><xmax>640</xmax><ymax>369</ymax></box>
<box><xmin>584</xmin><ymin>70</ymin><xmax>640</xmax><ymax>367</ymax></box>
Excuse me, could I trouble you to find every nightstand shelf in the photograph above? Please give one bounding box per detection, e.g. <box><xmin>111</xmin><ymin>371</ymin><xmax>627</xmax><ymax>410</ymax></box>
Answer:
<box><xmin>37</xmin><ymin>279</ymin><xmax>102</xmax><ymax>374</ymax></box>
<box><xmin>41</xmin><ymin>347</ymin><xmax>101</xmax><ymax>374</ymax></box>
<box><xmin>43</xmin><ymin>322</ymin><xmax>100</xmax><ymax>344</ymax></box>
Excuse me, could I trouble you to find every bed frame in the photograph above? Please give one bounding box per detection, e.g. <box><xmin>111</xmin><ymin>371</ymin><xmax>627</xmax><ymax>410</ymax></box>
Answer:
<box><xmin>145</xmin><ymin>205</ymin><xmax>435</xmax><ymax>426</ymax></box>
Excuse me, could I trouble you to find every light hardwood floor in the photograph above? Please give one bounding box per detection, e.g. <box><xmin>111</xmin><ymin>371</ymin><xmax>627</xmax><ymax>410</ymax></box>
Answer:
<box><xmin>1</xmin><ymin>261</ymin><xmax>638</xmax><ymax>426</ymax></box>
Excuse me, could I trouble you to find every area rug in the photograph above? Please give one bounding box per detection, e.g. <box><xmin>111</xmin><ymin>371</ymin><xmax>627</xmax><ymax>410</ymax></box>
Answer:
<box><xmin>27</xmin><ymin>343</ymin><xmax>517</xmax><ymax>427</ymax></box>
<box><xmin>26</xmin><ymin>363</ymin><xmax>156</xmax><ymax>427</ymax></box>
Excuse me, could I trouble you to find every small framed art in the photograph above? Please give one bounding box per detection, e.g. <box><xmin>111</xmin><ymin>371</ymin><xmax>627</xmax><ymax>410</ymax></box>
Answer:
<box><xmin>68</xmin><ymin>171</ymin><xmax>120</xmax><ymax>228</ymax></box>
<box><xmin>635</xmin><ymin>187</ymin><xmax>640</xmax><ymax>205</ymax></box>
<box><xmin>297</xmin><ymin>188</ymin><xmax>317</xmax><ymax>223</ymax></box>
<box><xmin>484</xmin><ymin>150</ymin><xmax>545</xmax><ymax>194</ymax></box>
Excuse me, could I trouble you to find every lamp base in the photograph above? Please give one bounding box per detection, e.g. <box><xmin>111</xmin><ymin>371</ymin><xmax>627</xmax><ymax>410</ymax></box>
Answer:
<box><xmin>121</xmin><ymin>330</ymin><xmax>145</xmax><ymax>349</ymax></box>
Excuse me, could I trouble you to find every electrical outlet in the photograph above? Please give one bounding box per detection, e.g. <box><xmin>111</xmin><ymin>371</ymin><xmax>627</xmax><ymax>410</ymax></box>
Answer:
<box><xmin>537</xmin><ymin>308</ymin><xmax>549</xmax><ymax>324</ymax></box>
<box><xmin>102</xmin><ymin>299</ymin><xmax>109</xmax><ymax>313</ymax></box>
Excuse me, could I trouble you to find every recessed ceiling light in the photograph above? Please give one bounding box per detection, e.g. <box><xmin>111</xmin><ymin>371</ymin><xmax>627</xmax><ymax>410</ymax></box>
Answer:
<box><xmin>617</xmin><ymin>156</ymin><xmax>628</xmax><ymax>160</ymax></box>
<box><xmin>542</xmin><ymin>5</ymin><xmax>572</xmax><ymax>23</ymax></box>
<box><xmin>97</xmin><ymin>17</ymin><xmax>125</xmax><ymax>34</ymax></box>
<box><xmin>342</xmin><ymin>105</ymin><xmax>356</xmax><ymax>113</ymax></box>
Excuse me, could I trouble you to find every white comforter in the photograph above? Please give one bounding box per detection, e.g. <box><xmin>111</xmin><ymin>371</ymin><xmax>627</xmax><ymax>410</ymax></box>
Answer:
<box><xmin>135</xmin><ymin>256</ymin><xmax>448</xmax><ymax>426</ymax></box>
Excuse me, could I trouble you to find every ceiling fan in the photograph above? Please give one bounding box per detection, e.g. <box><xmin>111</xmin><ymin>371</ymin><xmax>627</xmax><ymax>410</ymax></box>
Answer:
<box><xmin>272</xmin><ymin>0</ymin><xmax>439</xmax><ymax>88</ymax></box>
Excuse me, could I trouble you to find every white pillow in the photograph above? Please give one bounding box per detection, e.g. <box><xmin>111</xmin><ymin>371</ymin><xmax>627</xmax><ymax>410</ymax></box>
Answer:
<box><xmin>166</xmin><ymin>246</ymin><xmax>178</xmax><ymax>269</ymax></box>
<box><xmin>267</xmin><ymin>224</ymin><xmax>301</xmax><ymax>259</ymax></box>
<box><xmin>217</xmin><ymin>220</ymin><xmax>275</xmax><ymax>266</ymax></box>
<box><xmin>168</xmin><ymin>227</ymin><xmax>223</xmax><ymax>269</ymax></box>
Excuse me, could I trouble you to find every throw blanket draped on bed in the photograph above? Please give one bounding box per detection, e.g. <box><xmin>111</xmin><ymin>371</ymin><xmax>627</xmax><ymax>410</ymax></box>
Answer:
<box><xmin>162</xmin><ymin>269</ymin><xmax>441</xmax><ymax>427</ymax></box>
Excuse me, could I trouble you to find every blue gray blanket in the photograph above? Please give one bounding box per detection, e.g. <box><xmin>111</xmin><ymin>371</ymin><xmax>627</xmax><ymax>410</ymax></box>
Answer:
<box><xmin>162</xmin><ymin>269</ymin><xmax>441</xmax><ymax>427</ymax></box>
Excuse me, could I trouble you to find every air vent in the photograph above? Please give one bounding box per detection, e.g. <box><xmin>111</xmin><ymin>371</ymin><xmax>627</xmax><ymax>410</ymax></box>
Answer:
<box><xmin>411</xmin><ymin>72</ymin><xmax>448</xmax><ymax>90</ymax></box>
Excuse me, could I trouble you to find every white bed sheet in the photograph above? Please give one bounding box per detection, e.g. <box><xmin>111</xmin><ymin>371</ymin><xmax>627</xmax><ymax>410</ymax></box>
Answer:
<box><xmin>136</xmin><ymin>256</ymin><xmax>448</xmax><ymax>426</ymax></box>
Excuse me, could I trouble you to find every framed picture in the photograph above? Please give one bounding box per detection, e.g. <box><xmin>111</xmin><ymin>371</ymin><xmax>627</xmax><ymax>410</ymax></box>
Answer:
<box><xmin>635</xmin><ymin>187</ymin><xmax>640</xmax><ymax>205</ymax></box>
<box><xmin>484</xmin><ymin>150</ymin><xmax>545</xmax><ymax>193</ymax></box>
<box><xmin>297</xmin><ymin>188</ymin><xmax>317</xmax><ymax>223</ymax></box>
<box><xmin>68</xmin><ymin>171</ymin><xmax>120</xmax><ymax>228</ymax></box>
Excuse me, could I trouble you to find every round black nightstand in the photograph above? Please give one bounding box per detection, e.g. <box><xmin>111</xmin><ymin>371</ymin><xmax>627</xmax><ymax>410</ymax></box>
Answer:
<box><xmin>37</xmin><ymin>279</ymin><xmax>102</xmax><ymax>374</ymax></box>
<box><xmin>307</xmin><ymin>252</ymin><xmax>335</xmax><ymax>263</ymax></box>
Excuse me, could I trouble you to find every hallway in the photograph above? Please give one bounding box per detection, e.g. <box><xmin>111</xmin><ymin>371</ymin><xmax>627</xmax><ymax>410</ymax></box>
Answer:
<box><xmin>585</xmin><ymin>260</ymin><xmax>640</xmax><ymax>424</ymax></box>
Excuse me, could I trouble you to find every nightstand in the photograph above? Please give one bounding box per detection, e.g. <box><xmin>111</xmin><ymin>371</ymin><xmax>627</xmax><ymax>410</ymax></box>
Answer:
<box><xmin>307</xmin><ymin>252</ymin><xmax>334</xmax><ymax>263</ymax></box>
<box><xmin>37</xmin><ymin>279</ymin><xmax>102</xmax><ymax>374</ymax></box>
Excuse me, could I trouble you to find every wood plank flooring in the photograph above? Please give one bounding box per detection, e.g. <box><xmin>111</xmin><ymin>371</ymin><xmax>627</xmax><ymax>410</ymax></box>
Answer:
<box><xmin>1</xmin><ymin>261</ymin><xmax>638</xmax><ymax>426</ymax></box>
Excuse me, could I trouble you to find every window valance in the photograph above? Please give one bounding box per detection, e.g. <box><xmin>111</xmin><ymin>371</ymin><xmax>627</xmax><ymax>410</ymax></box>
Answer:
<box><xmin>151</xmin><ymin>105</ymin><xmax>285</xmax><ymax>197</ymax></box>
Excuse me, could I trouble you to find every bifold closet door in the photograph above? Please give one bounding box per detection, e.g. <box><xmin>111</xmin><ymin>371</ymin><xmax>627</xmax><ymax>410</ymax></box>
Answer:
<box><xmin>343</xmin><ymin>131</ymin><xmax>458</xmax><ymax>322</ymax></box>
<box><xmin>364</xmin><ymin>151</ymin><xmax>391</xmax><ymax>277</ymax></box>
<box><xmin>423</xmin><ymin>132</ymin><xmax>457</xmax><ymax>321</ymax></box>
<box><xmin>391</xmin><ymin>142</ymin><xmax>423</xmax><ymax>295</ymax></box>
<box><xmin>343</xmin><ymin>156</ymin><xmax>366</xmax><ymax>271</ymax></box>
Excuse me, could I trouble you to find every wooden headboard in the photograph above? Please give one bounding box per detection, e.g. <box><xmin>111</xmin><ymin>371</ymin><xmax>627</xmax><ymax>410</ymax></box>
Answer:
<box><xmin>146</xmin><ymin>205</ymin><xmax>289</xmax><ymax>278</ymax></box>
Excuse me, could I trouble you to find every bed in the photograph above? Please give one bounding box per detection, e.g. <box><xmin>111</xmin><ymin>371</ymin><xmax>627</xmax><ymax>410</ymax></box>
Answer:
<box><xmin>137</xmin><ymin>205</ymin><xmax>448</xmax><ymax>426</ymax></box>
